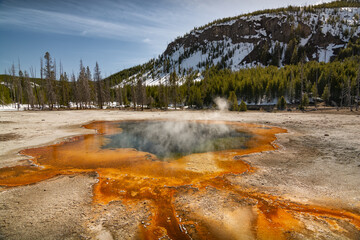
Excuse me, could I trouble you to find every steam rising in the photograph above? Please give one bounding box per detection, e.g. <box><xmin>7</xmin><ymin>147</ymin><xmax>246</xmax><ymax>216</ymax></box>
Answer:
<box><xmin>214</xmin><ymin>97</ymin><xmax>229</xmax><ymax>111</ymax></box>
<box><xmin>103</xmin><ymin>121</ymin><xmax>250</xmax><ymax>159</ymax></box>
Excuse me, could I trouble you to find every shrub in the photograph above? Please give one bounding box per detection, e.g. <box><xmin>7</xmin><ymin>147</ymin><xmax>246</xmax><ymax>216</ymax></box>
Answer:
<box><xmin>228</xmin><ymin>91</ymin><xmax>239</xmax><ymax>111</ymax></box>
<box><xmin>322</xmin><ymin>85</ymin><xmax>330</xmax><ymax>105</ymax></box>
<box><xmin>277</xmin><ymin>96</ymin><xmax>287</xmax><ymax>110</ymax></box>
<box><xmin>239</xmin><ymin>100</ymin><xmax>247</xmax><ymax>111</ymax></box>
<box><xmin>300</xmin><ymin>93</ymin><xmax>309</xmax><ymax>110</ymax></box>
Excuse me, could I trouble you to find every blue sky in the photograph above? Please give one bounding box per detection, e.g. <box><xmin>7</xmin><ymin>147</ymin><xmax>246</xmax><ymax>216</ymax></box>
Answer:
<box><xmin>0</xmin><ymin>0</ymin><xmax>330</xmax><ymax>78</ymax></box>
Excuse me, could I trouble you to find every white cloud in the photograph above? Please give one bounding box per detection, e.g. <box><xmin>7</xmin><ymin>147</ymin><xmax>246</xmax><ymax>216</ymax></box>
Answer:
<box><xmin>0</xmin><ymin>5</ymin><xmax>180</xmax><ymax>43</ymax></box>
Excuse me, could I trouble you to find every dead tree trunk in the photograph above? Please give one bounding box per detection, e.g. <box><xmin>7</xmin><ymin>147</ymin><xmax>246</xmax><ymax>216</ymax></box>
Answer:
<box><xmin>347</xmin><ymin>78</ymin><xmax>352</xmax><ymax>111</ymax></box>
<box><xmin>357</xmin><ymin>65</ymin><xmax>360</xmax><ymax>111</ymax></box>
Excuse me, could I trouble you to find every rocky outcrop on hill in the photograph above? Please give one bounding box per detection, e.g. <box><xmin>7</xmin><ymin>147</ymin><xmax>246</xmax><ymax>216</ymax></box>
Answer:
<box><xmin>161</xmin><ymin>7</ymin><xmax>360</xmax><ymax>72</ymax></box>
<box><xmin>107</xmin><ymin>4</ymin><xmax>360</xmax><ymax>86</ymax></box>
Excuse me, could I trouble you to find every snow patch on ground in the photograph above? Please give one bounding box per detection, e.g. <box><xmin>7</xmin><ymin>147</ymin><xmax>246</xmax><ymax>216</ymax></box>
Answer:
<box><xmin>300</xmin><ymin>34</ymin><xmax>312</xmax><ymax>46</ymax></box>
<box><xmin>231</xmin><ymin>43</ymin><xmax>255</xmax><ymax>70</ymax></box>
<box><xmin>318</xmin><ymin>43</ymin><xmax>342</xmax><ymax>62</ymax></box>
<box><xmin>0</xmin><ymin>104</ymin><xmax>27</xmax><ymax>111</ymax></box>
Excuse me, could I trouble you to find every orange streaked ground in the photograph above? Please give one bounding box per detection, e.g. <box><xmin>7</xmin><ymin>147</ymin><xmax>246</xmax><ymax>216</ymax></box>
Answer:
<box><xmin>0</xmin><ymin>120</ymin><xmax>359</xmax><ymax>239</ymax></box>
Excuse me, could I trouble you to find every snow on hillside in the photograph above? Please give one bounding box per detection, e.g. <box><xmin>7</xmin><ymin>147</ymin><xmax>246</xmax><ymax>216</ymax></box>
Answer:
<box><xmin>163</xmin><ymin>7</ymin><xmax>360</xmax><ymax>71</ymax></box>
<box><xmin>118</xmin><ymin>7</ymin><xmax>360</xmax><ymax>86</ymax></box>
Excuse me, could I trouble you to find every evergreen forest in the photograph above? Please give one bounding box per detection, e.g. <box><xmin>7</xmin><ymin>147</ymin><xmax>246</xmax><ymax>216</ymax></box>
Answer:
<box><xmin>1</xmin><ymin>51</ymin><xmax>359</xmax><ymax>111</ymax></box>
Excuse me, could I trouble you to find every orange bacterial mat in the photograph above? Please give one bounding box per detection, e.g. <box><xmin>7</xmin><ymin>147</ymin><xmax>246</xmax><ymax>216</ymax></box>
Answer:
<box><xmin>0</xmin><ymin>120</ymin><xmax>359</xmax><ymax>239</ymax></box>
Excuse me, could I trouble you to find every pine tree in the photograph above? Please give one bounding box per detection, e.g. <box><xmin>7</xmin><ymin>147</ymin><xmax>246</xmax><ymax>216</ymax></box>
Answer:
<box><xmin>169</xmin><ymin>71</ymin><xmax>178</xmax><ymax>109</ymax></box>
<box><xmin>43</xmin><ymin>52</ymin><xmax>57</xmax><ymax>110</ymax></box>
<box><xmin>39</xmin><ymin>58</ymin><xmax>45</xmax><ymax>109</ymax></box>
<box><xmin>311</xmin><ymin>82</ymin><xmax>318</xmax><ymax>108</ymax></box>
<box><xmin>322</xmin><ymin>84</ymin><xmax>330</xmax><ymax>105</ymax></box>
<box><xmin>290</xmin><ymin>46</ymin><xmax>299</xmax><ymax>65</ymax></box>
<box><xmin>158</xmin><ymin>80</ymin><xmax>165</xmax><ymax>109</ymax></box>
<box><xmin>193</xmin><ymin>87</ymin><xmax>203</xmax><ymax>108</ymax></box>
<box><xmin>284</xmin><ymin>39</ymin><xmax>297</xmax><ymax>65</ymax></box>
<box><xmin>71</xmin><ymin>73</ymin><xmax>78</xmax><ymax>109</ymax></box>
<box><xmin>104</xmin><ymin>79</ymin><xmax>110</xmax><ymax>107</ymax></box>
<box><xmin>116</xmin><ymin>86</ymin><xmax>123</xmax><ymax>109</ymax></box>
<box><xmin>131</xmin><ymin>78</ymin><xmax>137</xmax><ymax>110</ymax></box>
<box><xmin>271</xmin><ymin>42</ymin><xmax>282</xmax><ymax>67</ymax></box>
<box><xmin>300</xmin><ymin>92</ymin><xmax>309</xmax><ymax>110</ymax></box>
<box><xmin>228</xmin><ymin>91</ymin><xmax>238</xmax><ymax>111</ymax></box>
<box><xmin>277</xmin><ymin>96</ymin><xmax>287</xmax><ymax>110</ymax></box>
<box><xmin>59</xmin><ymin>72</ymin><xmax>69</xmax><ymax>108</ymax></box>
<box><xmin>7</xmin><ymin>66</ymin><xmax>15</xmax><ymax>104</ymax></box>
<box><xmin>0</xmin><ymin>73</ymin><xmax>11</xmax><ymax>105</ymax></box>
<box><xmin>239</xmin><ymin>100</ymin><xmax>247</xmax><ymax>111</ymax></box>
<box><xmin>136</xmin><ymin>76</ymin><xmax>146</xmax><ymax>111</ymax></box>
<box><xmin>123</xmin><ymin>87</ymin><xmax>129</xmax><ymax>106</ymax></box>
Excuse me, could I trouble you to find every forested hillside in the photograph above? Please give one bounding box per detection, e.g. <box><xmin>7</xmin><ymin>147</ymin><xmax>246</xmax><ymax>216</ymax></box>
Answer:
<box><xmin>106</xmin><ymin>0</ymin><xmax>360</xmax><ymax>86</ymax></box>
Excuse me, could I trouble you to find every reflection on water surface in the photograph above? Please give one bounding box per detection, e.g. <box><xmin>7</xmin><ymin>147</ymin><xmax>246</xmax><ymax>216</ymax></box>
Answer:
<box><xmin>103</xmin><ymin>121</ymin><xmax>251</xmax><ymax>159</ymax></box>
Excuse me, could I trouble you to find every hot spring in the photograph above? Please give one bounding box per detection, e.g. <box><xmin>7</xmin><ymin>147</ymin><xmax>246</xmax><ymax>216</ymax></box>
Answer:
<box><xmin>102</xmin><ymin>121</ymin><xmax>251</xmax><ymax>159</ymax></box>
<box><xmin>1</xmin><ymin>120</ymin><xmax>359</xmax><ymax>240</ymax></box>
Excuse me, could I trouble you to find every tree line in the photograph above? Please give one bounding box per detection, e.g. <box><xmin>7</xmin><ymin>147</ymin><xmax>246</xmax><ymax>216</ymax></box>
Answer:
<box><xmin>189</xmin><ymin>0</ymin><xmax>360</xmax><ymax>38</ymax></box>
<box><xmin>1</xmin><ymin>52</ymin><xmax>359</xmax><ymax>111</ymax></box>
<box><xmin>0</xmin><ymin>52</ymin><xmax>108</xmax><ymax>110</ymax></box>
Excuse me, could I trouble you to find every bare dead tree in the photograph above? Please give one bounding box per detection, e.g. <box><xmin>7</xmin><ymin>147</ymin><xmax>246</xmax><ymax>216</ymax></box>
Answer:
<box><xmin>53</xmin><ymin>58</ymin><xmax>58</xmax><ymax>109</ymax></box>
<box><xmin>85</xmin><ymin>66</ymin><xmax>92</xmax><ymax>107</ymax></box>
<box><xmin>300</xmin><ymin>61</ymin><xmax>304</xmax><ymax>101</ymax></box>
<box><xmin>24</xmin><ymin>70</ymin><xmax>35</xmax><ymax>109</ymax></box>
<box><xmin>340</xmin><ymin>83</ymin><xmax>344</xmax><ymax>108</ymax></box>
<box><xmin>12</xmin><ymin>63</ymin><xmax>22</xmax><ymax>110</ymax></box>
<box><xmin>17</xmin><ymin>70</ymin><xmax>24</xmax><ymax>110</ymax></box>
<box><xmin>53</xmin><ymin>58</ymin><xmax>57</xmax><ymax>81</ymax></box>
<box><xmin>9</xmin><ymin>65</ymin><xmax>16</xmax><ymax>105</ymax></box>
<box><xmin>71</xmin><ymin>73</ymin><xmax>79</xmax><ymax>109</ymax></box>
<box><xmin>131</xmin><ymin>77</ymin><xmax>137</xmax><ymax>111</ymax></box>
<box><xmin>78</xmin><ymin>60</ymin><xmax>90</xmax><ymax>109</ymax></box>
<box><xmin>94</xmin><ymin>62</ymin><xmax>103</xmax><ymax>109</ymax></box>
<box><xmin>30</xmin><ymin>66</ymin><xmax>41</xmax><ymax>108</ymax></box>
<box><xmin>347</xmin><ymin>77</ymin><xmax>352</xmax><ymax>111</ymax></box>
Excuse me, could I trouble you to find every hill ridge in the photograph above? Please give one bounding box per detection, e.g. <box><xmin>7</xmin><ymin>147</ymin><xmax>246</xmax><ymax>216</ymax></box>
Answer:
<box><xmin>107</xmin><ymin>1</ymin><xmax>360</xmax><ymax>86</ymax></box>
